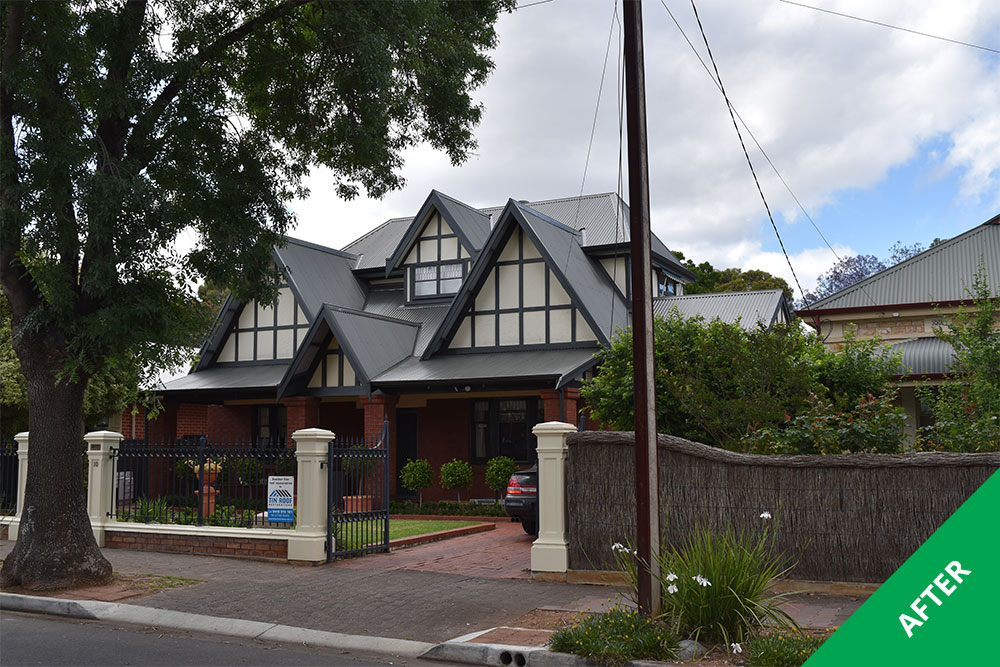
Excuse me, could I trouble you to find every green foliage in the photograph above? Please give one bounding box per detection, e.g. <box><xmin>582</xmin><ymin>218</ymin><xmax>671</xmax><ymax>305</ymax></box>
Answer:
<box><xmin>613</xmin><ymin>523</ymin><xmax>796</xmax><ymax>645</ymax></box>
<box><xmin>399</xmin><ymin>458</ymin><xmax>434</xmax><ymax>508</ymax></box>
<box><xmin>234</xmin><ymin>458</ymin><xmax>264</xmax><ymax>485</ymax></box>
<box><xmin>669</xmin><ymin>250</ymin><xmax>794</xmax><ymax>302</ymax></box>
<box><xmin>389</xmin><ymin>499</ymin><xmax>505</xmax><ymax>517</ymax></box>
<box><xmin>485</xmin><ymin>456</ymin><xmax>518</xmax><ymax>498</ymax></box>
<box><xmin>274</xmin><ymin>456</ymin><xmax>298</xmax><ymax>477</ymax></box>
<box><xmin>582</xmin><ymin>312</ymin><xmax>905</xmax><ymax>451</ymax></box>
<box><xmin>439</xmin><ymin>459</ymin><xmax>474</xmax><ymax>502</ymax></box>
<box><xmin>916</xmin><ymin>269</ymin><xmax>1000</xmax><ymax>452</ymax></box>
<box><xmin>132</xmin><ymin>496</ymin><xmax>170</xmax><ymax>523</ymax></box>
<box><xmin>208</xmin><ymin>505</ymin><xmax>255</xmax><ymax>528</ymax></box>
<box><xmin>549</xmin><ymin>608</ymin><xmax>679</xmax><ymax>666</ymax></box>
<box><xmin>744</xmin><ymin>632</ymin><xmax>826</xmax><ymax>666</ymax></box>
<box><xmin>743</xmin><ymin>392</ymin><xmax>908</xmax><ymax>455</ymax></box>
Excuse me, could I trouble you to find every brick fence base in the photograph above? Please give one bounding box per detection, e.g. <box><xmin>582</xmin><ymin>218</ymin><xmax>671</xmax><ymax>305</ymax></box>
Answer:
<box><xmin>105</xmin><ymin>530</ymin><xmax>288</xmax><ymax>561</ymax></box>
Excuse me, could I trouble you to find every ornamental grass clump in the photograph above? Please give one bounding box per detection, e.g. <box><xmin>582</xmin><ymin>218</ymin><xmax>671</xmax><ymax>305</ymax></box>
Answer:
<box><xmin>549</xmin><ymin>608</ymin><xmax>678</xmax><ymax>667</ymax></box>
<box><xmin>612</xmin><ymin>516</ymin><xmax>796</xmax><ymax>646</ymax></box>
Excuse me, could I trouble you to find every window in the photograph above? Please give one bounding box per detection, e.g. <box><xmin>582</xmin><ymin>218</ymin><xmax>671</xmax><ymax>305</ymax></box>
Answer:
<box><xmin>253</xmin><ymin>406</ymin><xmax>287</xmax><ymax>446</ymax></box>
<box><xmin>412</xmin><ymin>261</ymin><xmax>465</xmax><ymax>299</ymax></box>
<box><xmin>470</xmin><ymin>397</ymin><xmax>543</xmax><ymax>462</ymax></box>
<box><xmin>657</xmin><ymin>270</ymin><xmax>679</xmax><ymax>297</ymax></box>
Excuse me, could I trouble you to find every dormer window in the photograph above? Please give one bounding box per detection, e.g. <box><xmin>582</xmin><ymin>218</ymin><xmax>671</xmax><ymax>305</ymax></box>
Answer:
<box><xmin>413</xmin><ymin>261</ymin><xmax>466</xmax><ymax>298</ymax></box>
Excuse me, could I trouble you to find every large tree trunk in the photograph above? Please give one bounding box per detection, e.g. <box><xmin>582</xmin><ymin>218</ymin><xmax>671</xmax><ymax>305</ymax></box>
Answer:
<box><xmin>0</xmin><ymin>330</ymin><xmax>112</xmax><ymax>590</ymax></box>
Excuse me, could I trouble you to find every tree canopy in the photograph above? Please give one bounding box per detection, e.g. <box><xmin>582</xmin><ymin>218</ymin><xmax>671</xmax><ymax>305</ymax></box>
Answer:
<box><xmin>0</xmin><ymin>0</ymin><xmax>514</xmax><ymax>589</ymax></box>
<box><xmin>669</xmin><ymin>250</ymin><xmax>794</xmax><ymax>302</ymax></box>
<box><xmin>798</xmin><ymin>239</ymin><xmax>935</xmax><ymax>306</ymax></box>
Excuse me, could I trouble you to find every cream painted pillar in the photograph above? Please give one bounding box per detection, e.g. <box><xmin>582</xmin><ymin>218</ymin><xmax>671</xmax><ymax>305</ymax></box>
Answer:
<box><xmin>287</xmin><ymin>428</ymin><xmax>334</xmax><ymax>563</ymax></box>
<box><xmin>531</xmin><ymin>421</ymin><xmax>576</xmax><ymax>574</ymax></box>
<box><xmin>84</xmin><ymin>430</ymin><xmax>122</xmax><ymax>547</ymax></box>
<box><xmin>8</xmin><ymin>432</ymin><xmax>30</xmax><ymax>540</ymax></box>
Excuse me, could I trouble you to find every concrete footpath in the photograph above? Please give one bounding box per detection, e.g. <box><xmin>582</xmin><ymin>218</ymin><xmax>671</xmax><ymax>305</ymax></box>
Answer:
<box><xmin>0</xmin><ymin>522</ymin><xmax>867</xmax><ymax>665</ymax></box>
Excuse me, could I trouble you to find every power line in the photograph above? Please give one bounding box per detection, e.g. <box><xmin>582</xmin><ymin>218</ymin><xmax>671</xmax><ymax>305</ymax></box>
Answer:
<box><xmin>658</xmin><ymin>0</ymin><xmax>880</xmax><ymax>308</ymax></box>
<box><xmin>779</xmin><ymin>1</ymin><xmax>1000</xmax><ymax>55</ymax></box>
<box><xmin>686</xmin><ymin>0</ymin><xmax>809</xmax><ymax>304</ymax></box>
<box><xmin>516</xmin><ymin>0</ymin><xmax>556</xmax><ymax>9</ymax></box>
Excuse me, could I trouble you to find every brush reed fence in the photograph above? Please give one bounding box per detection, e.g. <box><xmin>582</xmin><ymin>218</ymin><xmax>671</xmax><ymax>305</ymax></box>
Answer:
<box><xmin>566</xmin><ymin>431</ymin><xmax>999</xmax><ymax>583</ymax></box>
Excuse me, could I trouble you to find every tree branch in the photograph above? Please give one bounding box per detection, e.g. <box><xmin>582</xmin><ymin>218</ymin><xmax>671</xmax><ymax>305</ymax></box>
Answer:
<box><xmin>94</xmin><ymin>0</ymin><xmax>147</xmax><ymax>171</ymax></box>
<box><xmin>123</xmin><ymin>0</ymin><xmax>313</xmax><ymax>172</ymax></box>
<box><xmin>0</xmin><ymin>1</ymin><xmax>40</xmax><ymax>323</ymax></box>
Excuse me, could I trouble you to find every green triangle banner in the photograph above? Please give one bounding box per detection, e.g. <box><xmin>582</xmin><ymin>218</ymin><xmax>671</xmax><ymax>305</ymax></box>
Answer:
<box><xmin>806</xmin><ymin>468</ymin><xmax>1000</xmax><ymax>665</ymax></box>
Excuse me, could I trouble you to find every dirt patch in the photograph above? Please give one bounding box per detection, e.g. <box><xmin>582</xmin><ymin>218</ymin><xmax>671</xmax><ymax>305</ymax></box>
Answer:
<box><xmin>2</xmin><ymin>573</ymin><xmax>200</xmax><ymax>602</ymax></box>
<box><xmin>510</xmin><ymin>608</ymin><xmax>589</xmax><ymax>631</ymax></box>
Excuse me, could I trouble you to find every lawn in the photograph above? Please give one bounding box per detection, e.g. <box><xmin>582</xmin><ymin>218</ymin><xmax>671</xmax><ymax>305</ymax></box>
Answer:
<box><xmin>334</xmin><ymin>518</ymin><xmax>481</xmax><ymax>552</ymax></box>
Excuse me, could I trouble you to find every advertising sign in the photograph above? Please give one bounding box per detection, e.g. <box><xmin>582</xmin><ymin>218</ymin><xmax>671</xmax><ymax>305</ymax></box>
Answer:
<box><xmin>267</xmin><ymin>475</ymin><xmax>294</xmax><ymax>522</ymax></box>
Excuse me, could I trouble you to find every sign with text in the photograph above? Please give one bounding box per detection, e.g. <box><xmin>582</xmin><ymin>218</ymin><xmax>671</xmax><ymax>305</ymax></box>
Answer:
<box><xmin>267</xmin><ymin>476</ymin><xmax>294</xmax><ymax>523</ymax></box>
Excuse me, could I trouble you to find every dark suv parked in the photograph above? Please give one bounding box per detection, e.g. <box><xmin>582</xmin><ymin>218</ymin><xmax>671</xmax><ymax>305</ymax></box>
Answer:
<box><xmin>503</xmin><ymin>465</ymin><xmax>538</xmax><ymax>536</ymax></box>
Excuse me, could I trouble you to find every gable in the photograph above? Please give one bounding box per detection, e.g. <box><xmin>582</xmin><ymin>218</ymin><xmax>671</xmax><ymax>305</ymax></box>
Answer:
<box><xmin>215</xmin><ymin>286</ymin><xmax>309</xmax><ymax>363</ymax></box>
<box><xmin>446</xmin><ymin>226</ymin><xmax>598</xmax><ymax>351</ymax></box>
<box><xmin>306</xmin><ymin>336</ymin><xmax>360</xmax><ymax>389</ymax></box>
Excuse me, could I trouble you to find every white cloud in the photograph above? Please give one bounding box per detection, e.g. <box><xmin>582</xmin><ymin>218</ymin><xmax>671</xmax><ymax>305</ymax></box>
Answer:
<box><xmin>740</xmin><ymin>244</ymin><xmax>857</xmax><ymax>298</ymax></box>
<box><xmin>288</xmin><ymin>0</ymin><xmax>1000</xmax><ymax>273</ymax></box>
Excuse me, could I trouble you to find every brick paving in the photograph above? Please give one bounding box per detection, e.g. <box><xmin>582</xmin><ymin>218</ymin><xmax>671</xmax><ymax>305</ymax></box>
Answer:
<box><xmin>0</xmin><ymin>523</ymin><xmax>865</xmax><ymax>644</ymax></box>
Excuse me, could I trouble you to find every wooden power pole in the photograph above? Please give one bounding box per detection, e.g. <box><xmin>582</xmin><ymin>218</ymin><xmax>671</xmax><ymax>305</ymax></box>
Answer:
<box><xmin>623</xmin><ymin>0</ymin><xmax>661</xmax><ymax>616</ymax></box>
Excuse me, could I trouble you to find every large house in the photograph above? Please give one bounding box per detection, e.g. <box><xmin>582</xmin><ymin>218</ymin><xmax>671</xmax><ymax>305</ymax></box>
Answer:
<box><xmin>796</xmin><ymin>213</ymin><xmax>999</xmax><ymax>439</ymax></box>
<box><xmin>125</xmin><ymin>191</ymin><xmax>790</xmax><ymax>500</ymax></box>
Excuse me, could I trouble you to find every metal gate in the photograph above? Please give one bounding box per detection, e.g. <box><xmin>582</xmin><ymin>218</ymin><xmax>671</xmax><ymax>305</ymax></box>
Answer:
<box><xmin>327</xmin><ymin>420</ymin><xmax>390</xmax><ymax>559</ymax></box>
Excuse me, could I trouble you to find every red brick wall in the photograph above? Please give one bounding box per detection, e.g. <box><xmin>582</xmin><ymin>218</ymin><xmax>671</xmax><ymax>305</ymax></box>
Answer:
<box><xmin>105</xmin><ymin>530</ymin><xmax>288</xmax><ymax>560</ymax></box>
<box><xmin>540</xmin><ymin>389</ymin><xmax>580</xmax><ymax>426</ymax></box>
<box><xmin>176</xmin><ymin>404</ymin><xmax>209</xmax><ymax>437</ymax></box>
<box><xmin>120</xmin><ymin>406</ymin><xmax>147</xmax><ymax>440</ymax></box>
<box><xmin>282</xmin><ymin>397</ymin><xmax>321</xmax><ymax>445</ymax></box>
<box><xmin>412</xmin><ymin>398</ymin><xmax>499</xmax><ymax>502</ymax></box>
<box><xmin>206</xmin><ymin>404</ymin><xmax>253</xmax><ymax>442</ymax></box>
<box><xmin>146</xmin><ymin>401</ymin><xmax>178</xmax><ymax>443</ymax></box>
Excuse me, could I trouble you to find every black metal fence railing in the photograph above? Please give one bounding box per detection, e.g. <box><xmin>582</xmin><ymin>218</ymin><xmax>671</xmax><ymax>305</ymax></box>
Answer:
<box><xmin>327</xmin><ymin>421</ymin><xmax>390</xmax><ymax>559</ymax></box>
<box><xmin>110</xmin><ymin>437</ymin><xmax>296</xmax><ymax>528</ymax></box>
<box><xmin>0</xmin><ymin>441</ymin><xmax>17</xmax><ymax>516</ymax></box>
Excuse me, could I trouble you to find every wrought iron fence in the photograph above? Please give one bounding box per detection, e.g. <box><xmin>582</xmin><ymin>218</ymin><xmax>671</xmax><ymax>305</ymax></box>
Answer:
<box><xmin>327</xmin><ymin>421</ymin><xmax>390</xmax><ymax>559</ymax></box>
<box><xmin>0</xmin><ymin>441</ymin><xmax>17</xmax><ymax>516</ymax></box>
<box><xmin>110</xmin><ymin>437</ymin><xmax>296</xmax><ymax>528</ymax></box>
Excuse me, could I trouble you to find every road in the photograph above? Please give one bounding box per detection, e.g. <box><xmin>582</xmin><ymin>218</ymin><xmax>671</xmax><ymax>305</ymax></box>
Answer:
<box><xmin>0</xmin><ymin>612</ymin><xmax>448</xmax><ymax>667</ymax></box>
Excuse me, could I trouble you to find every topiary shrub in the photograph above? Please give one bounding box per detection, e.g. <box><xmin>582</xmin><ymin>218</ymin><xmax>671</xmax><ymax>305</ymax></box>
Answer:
<box><xmin>485</xmin><ymin>456</ymin><xmax>518</xmax><ymax>500</ymax></box>
<box><xmin>400</xmin><ymin>458</ymin><xmax>434</xmax><ymax>508</ymax></box>
<box><xmin>439</xmin><ymin>458</ymin><xmax>473</xmax><ymax>502</ymax></box>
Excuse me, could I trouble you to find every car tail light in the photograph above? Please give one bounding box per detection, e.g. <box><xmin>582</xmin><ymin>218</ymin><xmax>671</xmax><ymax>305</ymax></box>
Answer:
<box><xmin>507</xmin><ymin>476</ymin><xmax>537</xmax><ymax>495</ymax></box>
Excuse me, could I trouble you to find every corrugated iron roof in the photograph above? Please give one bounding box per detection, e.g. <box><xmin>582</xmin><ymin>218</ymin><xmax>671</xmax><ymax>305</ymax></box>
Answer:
<box><xmin>890</xmin><ymin>337</ymin><xmax>958</xmax><ymax>376</ymax></box>
<box><xmin>802</xmin><ymin>216</ymin><xmax>1000</xmax><ymax>311</ymax></box>
<box><xmin>343</xmin><ymin>192</ymin><xmax>689</xmax><ymax>275</ymax></box>
<box><xmin>361</xmin><ymin>288</ymin><xmax>449</xmax><ymax>357</ymax></box>
<box><xmin>372</xmin><ymin>348</ymin><xmax>598</xmax><ymax>387</ymax></box>
<box><xmin>322</xmin><ymin>305</ymin><xmax>419</xmax><ymax>383</ymax></box>
<box><xmin>653</xmin><ymin>290</ymin><xmax>789</xmax><ymax>330</ymax></box>
<box><xmin>161</xmin><ymin>364</ymin><xmax>288</xmax><ymax>393</ymax></box>
<box><xmin>275</xmin><ymin>238</ymin><xmax>366</xmax><ymax>319</ymax></box>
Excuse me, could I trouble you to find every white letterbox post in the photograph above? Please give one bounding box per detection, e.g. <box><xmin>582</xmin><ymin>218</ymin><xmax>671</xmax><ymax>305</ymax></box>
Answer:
<box><xmin>84</xmin><ymin>430</ymin><xmax>122</xmax><ymax>547</ymax></box>
<box><xmin>287</xmin><ymin>428</ymin><xmax>334</xmax><ymax>563</ymax></box>
<box><xmin>531</xmin><ymin>421</ymin><xmax>576</xmax><ymax>574</ymax></box>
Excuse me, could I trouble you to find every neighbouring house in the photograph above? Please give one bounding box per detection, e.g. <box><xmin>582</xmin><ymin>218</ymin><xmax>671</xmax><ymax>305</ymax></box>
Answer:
<box><xmin>796</xmin><ymin>213</ymin><xmax>1000</xmax><ymax>439</ymax></box>
<box><xmin>128</xmin><ymin>190</ymin><xmax>791</xmax><ymax>500</ymax></box>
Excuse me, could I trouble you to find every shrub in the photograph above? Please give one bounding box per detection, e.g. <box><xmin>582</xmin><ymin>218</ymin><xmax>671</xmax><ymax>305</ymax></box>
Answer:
<box><xmin>549</xmin><ymin>608</ymin><xmax>678</xmax><ymax>667</ymax></box>
<box><xmin>613</xmin><ymin>522</ymin><xmax>795</xmax><ymax>645</ymax></box>
<box><xmin>742</xmin><ymin>391</ymin><xmax>908</xmax><ymax>455</ymax></box>
<box><xmin>133</xmin><ymin>496</ymin><xmax>169</xmax><ymax>523</ymax></box>
<box><xmin>439</xmin><ymin>459</ymin><xmax>473</xmax><ymax>502</ymax></box>
<box><xmin>485</xmin><ymin>456</ymin><xmax>517</xmax><ymax>499</ymax></box>
<box><xmin>389</xmin><ymin>499</ymin><xmax>505</xmax><ymax>517</ymax></box>
<box><xmin>400</xmin><ymin>458</ymin><xmax>434</xmax><ymax>508</ymax></box>
<box><xmin>744</xmin><ymin>631</ymin><xmax>826</xmax><ymax>666</ymax></box>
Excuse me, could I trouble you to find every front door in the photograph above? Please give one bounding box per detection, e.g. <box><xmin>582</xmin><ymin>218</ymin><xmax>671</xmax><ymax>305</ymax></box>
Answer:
<box><xmin>395</xmin><ymin>409</ymin><xmax>418</xmax><ymax>498</ymax></box>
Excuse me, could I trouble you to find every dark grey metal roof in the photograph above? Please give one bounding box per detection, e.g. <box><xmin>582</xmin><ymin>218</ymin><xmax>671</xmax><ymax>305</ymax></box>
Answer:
<box><xmin>323</xmin><ymin>305</ymin><xmax>419</xmax><ymax>383</ymax></box>
<box><xmin>343</xmin><ymin>191</ymin><xmax>690</xmax><ymax>277</ymax></box>
<box><xmin>275</xmin><ymin>238</ymin><xmax>366</xmax><ymax>320</ymax></box>
<box><xmin>653</xmin><ymin>290</ymin><xmax>790</xmax><ymax>330</ymax></box>
<box><xmin>161</xmin><ymin>364</ymin><xmax>288</xmax><ymax>393</ymax></box>
<box><xmin>890</xmin><ymin>337</ymin><xmax>958</xmax><ymax>376</ymax></box>
<box><xmin>802</xmin><ymin>216</ymin><xmax>1000</xmax><ymax>311</ymax></box>
<box><xmin>372</xmin><ymin>348</ymin><xmax>599</xmax><ymax>388</ymax></box>
<box><xmin>435</xmin><ymin>190</ymin><xmax>491</xmax><ymax>250</ymax></box>
<box><xmin>362</xmin><ymin>288</ymin><xmax>450</xmax><ymax>356</ymax></box>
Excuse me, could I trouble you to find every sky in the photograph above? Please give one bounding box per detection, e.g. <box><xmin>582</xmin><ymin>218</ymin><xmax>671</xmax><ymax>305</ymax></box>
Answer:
<box><xmin>286</xmin><ymin>0</ymin><xmax>1000</xmax><ymax>299</ymax></box>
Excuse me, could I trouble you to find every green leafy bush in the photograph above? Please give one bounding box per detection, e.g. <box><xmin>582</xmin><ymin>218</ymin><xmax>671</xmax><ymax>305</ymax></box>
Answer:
<box><xmin>132</xmin><ymin>496</ymin><xmax>169</xmax><ymax>523</ymax></box>
<box><xmin>439</xmin><ymin>459</ymin><xmax>473</xmax><ymax>502</ymax></box>
<box><xmin>742</xmin><ymin>391</ymin><xmax>907</xmax><ymax>455</ymax></box>
<box><xmin>549</xmin><ymin>608</ymin><xmax>678</xmax><ymax>667</ymax></box>
<box><xmin>208</xmin><ymin>504</ymin><xmax>254</xmax><ymax>528</ymax></box>
<box><xmin>389</xmin><ymin>499</ymin><xmax>504</xmax><ymax>517</ymax></box>
<box><xmin>485</xmin><ymin>456</ymin><xmax>517</xmax><ymax>499</ymax></box>
<box><xmin>744</xmin><ymin>631</ymin><xmax>825</xmax><ymax>666</ymax></box>
<box><xmin>400</xmin><ymin>458</ymin><xmax>434</xmax><ymax>508</ymax></box>
<box><xmin>614</xmin><ymin>523</ymin><xmax>795</xmax><ymax>645</ymax></box>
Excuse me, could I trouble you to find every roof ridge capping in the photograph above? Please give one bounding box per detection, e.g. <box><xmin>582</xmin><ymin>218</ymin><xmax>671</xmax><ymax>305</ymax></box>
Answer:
<box><xmin>512</xmin><ymin>199</ymin><xmax>582</xmax><ymax>235</ymax></box>
<box><xmin>283</xmin><ymin>236</ymin><xmax>358</xmax><ymax>260</ymax></box>
<box><xmin>656</xmin><ymin>289</ymin><xmax>783</xmax><ymax>300</ymax></box>
<box><xmin>322</xmin><ymin>303</ymin><xmax>421</xmax><ymax>327</ymax></box>
<box><xmin>432</xmin><ymin>189</ymin><xmax>490</xmax><ymax>220</ymax></box>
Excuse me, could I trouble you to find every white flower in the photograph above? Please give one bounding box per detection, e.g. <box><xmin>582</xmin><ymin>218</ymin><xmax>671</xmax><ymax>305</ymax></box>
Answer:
<box><xmin>665</xmin><ymin>572</ymin><xmax>678</xmax><ymax>582</ymax></box>
<box><xmin>693</xmin><ymin>574</ymin><xmax>712</xmax><ymax>587</ymax></box>
<box><xmin>731</xmin><ymin>642</ymin><xmax>742</xmax><ymax>654</ymax></box>
<box><xmin>612</xmin><ymin>542</ymin><xmax>625</xmax><ymax>552</ymax></box>
<box><xmin>667</xmin><ymin>583</ymin><xmax>678</xmax><ymax>594</ymax></box>
<box><xmin>760</xmin><ymin>511</ymin><xmax>772</xmax><ymax>520</ymax></box>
